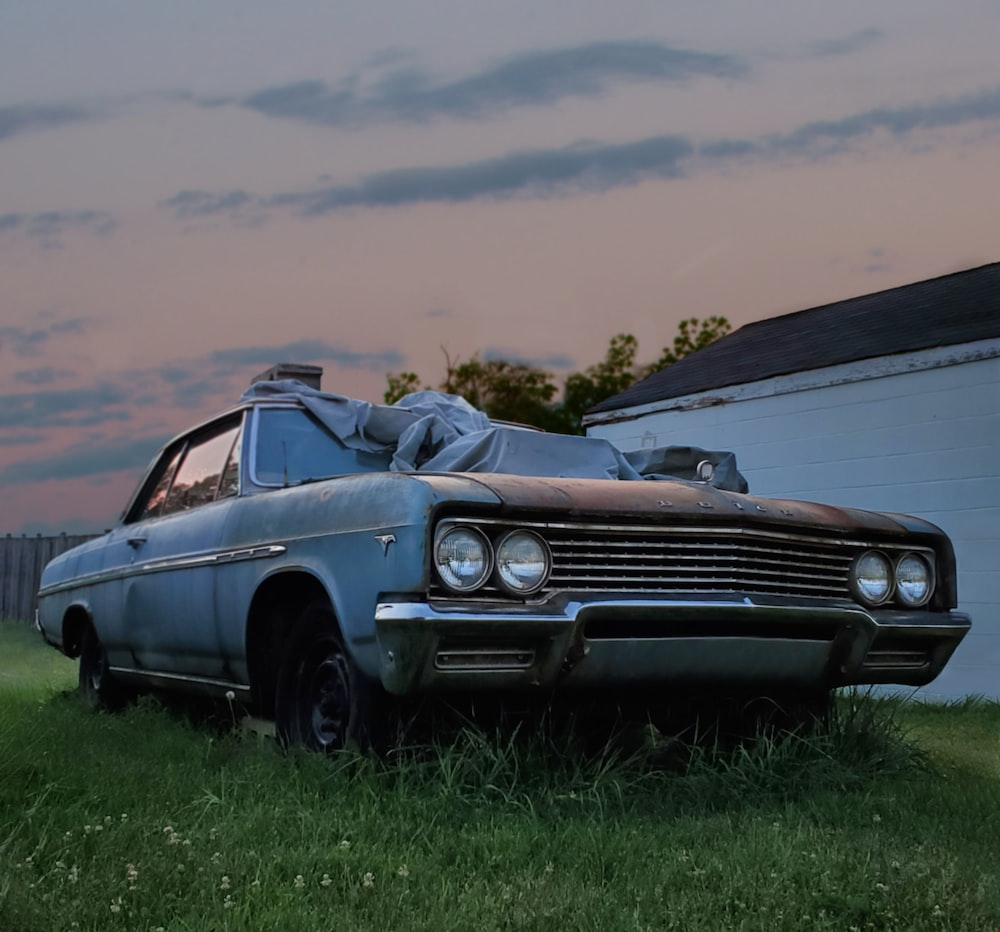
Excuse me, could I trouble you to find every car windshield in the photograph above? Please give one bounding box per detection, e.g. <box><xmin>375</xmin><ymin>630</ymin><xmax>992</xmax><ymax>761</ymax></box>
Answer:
<box><xmin>252</xmin><ymin>407</ymin><xmax>391</xmax><ymax>486</ymax></box>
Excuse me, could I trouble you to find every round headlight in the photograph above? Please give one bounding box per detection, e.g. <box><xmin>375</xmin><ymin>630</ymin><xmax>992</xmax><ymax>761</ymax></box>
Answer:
<box><xmin>895</xmin><ymin>552</ymin><xmax>933</xmax><ymax>607</ymax></box>
<box><xmin>495</xmin><ymin>530</ymin><xmax>551</xmax><ymax>595</ymax></box>
<box><xmin>851</xmin><ymin>550</ymin><xmax>893</xmax><ymax>605</ymax></box>
<box><xmin>435</xmin><ymin>526</ymin><xmax>491</xmax><ymax>592</ymax></box>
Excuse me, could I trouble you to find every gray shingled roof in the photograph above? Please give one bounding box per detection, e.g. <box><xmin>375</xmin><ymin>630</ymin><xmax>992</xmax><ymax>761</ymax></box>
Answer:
<box><xmin>588</xmin><ymin>261</ymin><xmax>1000</xmax><ymax>416</ymax></box>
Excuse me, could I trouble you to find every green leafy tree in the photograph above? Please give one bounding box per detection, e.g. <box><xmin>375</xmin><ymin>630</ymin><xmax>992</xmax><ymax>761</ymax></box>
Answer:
<box><xmin>383</xmin><ymin>371</ymin><xmax>424</xmax><ymax>405</ymax></box>
<box><xmin>640</xmin><ymin>315</ymin><xmax>731</xmax><ymax>378</ymax></box>
<box><xmin>383</xmin><ymin>316</ymin><xmax>731</xmax><ymax>433</ymax></box>
<box><xmin>440</xmin><ymin>352</ymin><xmax>562</xmax><ymax>428</ymax></box>
<box><xmin>560</xmin><ymin>333</ymin><xmax>640</xmax><ymax>434</ymax></box>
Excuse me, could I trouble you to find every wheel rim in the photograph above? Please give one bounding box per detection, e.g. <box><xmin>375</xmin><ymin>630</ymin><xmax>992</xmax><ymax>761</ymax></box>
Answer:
<box><xmin>82</xmin><ymin>632</ymin><xmax>106</xmax><ymax>695</ymax></box>
<box><xmin>302</xmin><ymin>643</ymin><xmax>351</xmax><ymax>750</ymax></box>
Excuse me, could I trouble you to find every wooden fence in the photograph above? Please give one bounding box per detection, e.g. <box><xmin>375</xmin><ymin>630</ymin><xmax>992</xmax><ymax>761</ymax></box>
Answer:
<box><xmin>0</xmin><ymin>534</ymin><xmax>97</xmax><ymax>622</ymax></box>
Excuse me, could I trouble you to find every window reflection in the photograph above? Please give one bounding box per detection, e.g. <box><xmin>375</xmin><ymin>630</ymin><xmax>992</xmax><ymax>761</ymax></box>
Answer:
<box><xmin>162</xmin><ymin>424</ymin><xmax>241</xmax><ymax>515</ymax></box>
<box><xmin>219</xmin><ymin>424</ymin><xmax>243</xmax><ymax>499</ymax></box>
<box><xmin>140</xmin><ymin>448</ymin><xmax>182</xmax><ymax>521</ymax></box>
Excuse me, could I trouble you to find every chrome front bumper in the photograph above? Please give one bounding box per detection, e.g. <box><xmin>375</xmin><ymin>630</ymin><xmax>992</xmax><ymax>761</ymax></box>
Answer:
<box><xmin>374</xmin><ymin>594</ymin><xmax>971</xmax><ymax>695</ymax></box>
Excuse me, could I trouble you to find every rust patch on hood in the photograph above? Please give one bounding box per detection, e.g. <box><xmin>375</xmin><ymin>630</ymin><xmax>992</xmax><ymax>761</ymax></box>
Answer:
<box><xmin>436</xmin><ymin>473</ymin><xmax>913</xmax><ymax>537</ymax></box>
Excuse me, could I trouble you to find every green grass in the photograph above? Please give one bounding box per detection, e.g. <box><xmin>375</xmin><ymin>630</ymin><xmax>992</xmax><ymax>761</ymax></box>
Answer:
<box><xmin>2</xmin><ymin>618</ymin><xmax>998</xmax><ymax>931</ymax></box>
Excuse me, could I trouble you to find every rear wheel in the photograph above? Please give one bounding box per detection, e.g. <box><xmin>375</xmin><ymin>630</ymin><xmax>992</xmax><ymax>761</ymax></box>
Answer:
<box><xmin>78</xmin><ymin>625</ymin><xmax>125</xmax><ymax>710</ymax></box>
<box><xmin>274</xmin><ymin>602</ymin><xmax>388</xmax><ymax>752</ymax></box>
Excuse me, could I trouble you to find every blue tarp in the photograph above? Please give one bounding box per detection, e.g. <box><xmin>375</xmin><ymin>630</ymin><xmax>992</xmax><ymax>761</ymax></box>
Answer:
<box><xmin>241</xmin><ymin>381</ymin><xmax>748</xmax><ymax>492</ymax></box>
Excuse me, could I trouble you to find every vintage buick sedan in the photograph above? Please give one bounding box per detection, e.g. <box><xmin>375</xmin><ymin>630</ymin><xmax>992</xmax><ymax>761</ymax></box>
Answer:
<box><xmin>37</xmin><ymin>367</ymin><xmax>971</xmax><ymax>750</ymax></box>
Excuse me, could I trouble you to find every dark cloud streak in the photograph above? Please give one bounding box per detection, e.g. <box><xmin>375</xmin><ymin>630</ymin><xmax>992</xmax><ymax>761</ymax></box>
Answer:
<box><xmin>0</xmin><ymin>210</ymin><xmax>117</xmax><ymax>246</ymax></box>
<box><xmin>160</xmin><ymin>189</ymin><xmax>255</xmax><ymax>219</ymax></box>
<box><xmin>1</xmin><ymin>317</ymin><xmax>92</xmax><ymax>359</ymax></box>
<box><xmin>241</xmin><ymin>41</ymin><xmax>748</xmax><ymax>128</ymax></box>
<box><xmin>277</xmin><ymin>136</ymin><xmax>694</xmax><ymax>213</ymax></box>
<box><xmin>769</xmin><ymin>84</ymin><xmax>1000</xmax><ymax>155</ymax></box>
<box><xmin>162</xmin><ymin>82</ymin><xmax>1000</xmax><ymax>219</ymax></box>
<box><xmin>13</xmin><ymin>366</ymin><xmax>77</xmax><ymax>386</ymax></box>
<box><xmin>807</xmin><ymin>28</ymin><xmax>885</xmax><ymax>58</ymax></box>
<box><xmin>0</xmin><ymin>434</ymin><xmax>173</xmax><ymax>486</ymax></box>
<box><xmin>0</xmin><ymin>384</ymin><xmax>134</xmax><ymax>430</ymax></box>
<box><xmin>0</xmin><ymin>102</ymin><xmax>95</xmax><ymax>143</ymax></box>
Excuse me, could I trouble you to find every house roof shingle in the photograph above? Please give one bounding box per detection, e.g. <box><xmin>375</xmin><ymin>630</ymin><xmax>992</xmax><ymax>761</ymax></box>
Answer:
<box><xmin>588</xmin><ymin>261</ymin><xmax>1000</xmax><ymax>416</ymax></box>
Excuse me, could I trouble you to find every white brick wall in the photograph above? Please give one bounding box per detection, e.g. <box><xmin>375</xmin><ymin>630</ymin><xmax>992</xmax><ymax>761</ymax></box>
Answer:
<box><xmin>590</xmin><ymin>347</ymin><xmax>1000</xmax><ymax>699</ymax></box>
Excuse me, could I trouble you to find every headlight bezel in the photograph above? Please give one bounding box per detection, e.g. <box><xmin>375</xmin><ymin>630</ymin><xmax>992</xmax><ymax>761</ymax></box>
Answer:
<box><xmin>494</xmin><ymin>529</ymin><xmax>552</xmax><ymax>596</ymax></box>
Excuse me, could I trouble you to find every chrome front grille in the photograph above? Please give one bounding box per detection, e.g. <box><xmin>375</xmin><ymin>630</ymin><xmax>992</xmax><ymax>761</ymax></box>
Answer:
<box><xmin>430</xmin><ymin>521</ymin><xmax>857</xmax><ymax>601</ymax></box>
<box><xmin>545</xmin><ymin>529</ymin><xmax>852</xmax><ymax>598</ymax></box>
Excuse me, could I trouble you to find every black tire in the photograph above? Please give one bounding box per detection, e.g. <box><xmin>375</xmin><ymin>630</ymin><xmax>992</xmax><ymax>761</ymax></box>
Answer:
<box><xmin>274</xmin><ymin>602</ymin><xmax>388</xmax><ymax>753</ymax></box>
<box><xmin>78</xmin><ymin>625</ymin><xmax>125</xmax><ymax>710</ymax></box>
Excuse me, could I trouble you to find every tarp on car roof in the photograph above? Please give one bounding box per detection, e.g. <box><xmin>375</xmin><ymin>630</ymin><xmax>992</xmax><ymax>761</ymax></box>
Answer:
<box><xmin>241</xmin><ymin>381</ymin><xmax>748</xmax><ymax>492</ymax></box>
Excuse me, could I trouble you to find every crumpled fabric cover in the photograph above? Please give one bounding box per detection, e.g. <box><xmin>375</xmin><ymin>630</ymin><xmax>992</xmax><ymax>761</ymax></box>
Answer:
<box><xmin>240</xmin><ymin>381</ymin><xmax>748</xmax><ymax>492</ymax></box>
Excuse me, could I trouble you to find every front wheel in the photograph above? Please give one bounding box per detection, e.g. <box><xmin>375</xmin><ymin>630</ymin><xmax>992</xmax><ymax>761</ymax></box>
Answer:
<box><xmin>274</xmin><ymin>602</ymin><xmax>388</xmax><ymax>753</ymax></box>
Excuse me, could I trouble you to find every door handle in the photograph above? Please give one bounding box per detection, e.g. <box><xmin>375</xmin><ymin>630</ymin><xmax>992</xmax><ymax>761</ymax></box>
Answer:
<box><xmin>127</xmin><ymin>536</ymin><xmax>147</xmax><ymax>549</ymax></box>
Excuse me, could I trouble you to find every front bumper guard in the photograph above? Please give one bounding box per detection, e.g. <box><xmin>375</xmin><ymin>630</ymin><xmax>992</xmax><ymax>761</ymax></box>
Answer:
<box><xmin>374</xmin><ymin>594</ymin><xmax>971</xmax><ymax>695</ymax></box>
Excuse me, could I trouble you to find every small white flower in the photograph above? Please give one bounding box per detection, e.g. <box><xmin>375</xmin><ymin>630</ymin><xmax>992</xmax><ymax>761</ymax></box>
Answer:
<box><xmin>397</xmin><ymin>865</ymin><xmax>410</xmax><ymax>878</ymax></box>
<box><xmin>220</xmin><ymin>876</ymin><xmax>231</xmax><ymax>890</ymax></box>
<box><xmin>321</xmin><ymin>873</ymin><xmax>333</xmax><ymax>887</ymax></box>
<box><xmin>294</xmin><ymin>874</ymin><xmax>305</xmax><ymax>888</ymax></box>
<box><xmin>223</xmin><ymin>894</ymin><xmax>234</xmax><ymax>909</ymax></box>
<box><xmin>363</xmin><ymin>872</ymin><xmax>375</xmax><ymax>888</ymax></box>
<box><xmin>339</xmin><ymin>839</ymin><xmax>351</xmax><ymax>849</ymax></box>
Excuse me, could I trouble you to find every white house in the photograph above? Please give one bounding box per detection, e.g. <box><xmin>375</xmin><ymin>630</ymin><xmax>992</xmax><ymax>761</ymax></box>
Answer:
<box><xmin>585</xmin><ymin>263</ymin><xmax>999</xmax><ymax>700</ymax></box>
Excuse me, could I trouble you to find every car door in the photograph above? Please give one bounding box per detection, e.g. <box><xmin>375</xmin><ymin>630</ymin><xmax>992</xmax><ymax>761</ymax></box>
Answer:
<box><xmin>113</xmin><ymin>414</ymin><xmax>244</xmax><ymax>683</ymax></box>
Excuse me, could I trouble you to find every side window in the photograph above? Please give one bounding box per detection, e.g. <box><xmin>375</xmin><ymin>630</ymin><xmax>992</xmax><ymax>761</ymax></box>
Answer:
<box><xmin>218</xmin><ymin>423</ymin><xmax>243</xmax><ymax>499</ymax></box>
<box><xmin>137</xmin><ymin>448</ymin><xmax>183</xmax><ymax>521</ymax></box>
<box><xmin>162</xmin><ymin>423</ymin><xmax>242</xmax><ymax>516</ymax></box>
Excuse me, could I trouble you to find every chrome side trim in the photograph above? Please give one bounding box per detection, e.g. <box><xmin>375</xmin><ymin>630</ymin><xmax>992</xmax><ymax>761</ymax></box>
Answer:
<box><xmin>37</xmin><ymin>545</ymin><xmax>287</xmax><ymax>597</ymax></box>
<box><xmin>110</xmin><ymin>666</ymin><xmax>252</xmax><ymax>699</ymax></box>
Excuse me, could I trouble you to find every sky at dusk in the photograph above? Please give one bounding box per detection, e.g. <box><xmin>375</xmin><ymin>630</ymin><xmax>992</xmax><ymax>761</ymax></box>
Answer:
<box><xmin>2</xmin><ymin>1</ymin><xmax>999</xmax><ymax>534</ymax></box>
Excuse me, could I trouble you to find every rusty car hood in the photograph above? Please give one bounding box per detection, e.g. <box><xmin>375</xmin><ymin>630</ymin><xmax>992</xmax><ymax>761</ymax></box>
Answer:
<box><xmin>416</xmin><ymin>472</ymin><xmax>931</xmax><ymax>539</ymax></box>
